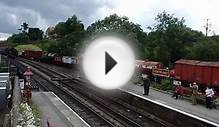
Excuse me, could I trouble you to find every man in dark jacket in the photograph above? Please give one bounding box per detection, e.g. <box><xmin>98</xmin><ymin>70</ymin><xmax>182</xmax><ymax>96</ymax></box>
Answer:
<box><xmin>142</xmin><ymin>74</ymin><xmax>150</xmax><ymax>95</ymax></box>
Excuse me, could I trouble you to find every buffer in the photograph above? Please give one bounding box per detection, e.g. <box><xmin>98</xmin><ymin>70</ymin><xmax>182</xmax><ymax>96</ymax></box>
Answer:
<box><xmin>105</xmin><ymin>51</ymin><xmax>117</xmax><ymax>75</ymax></box>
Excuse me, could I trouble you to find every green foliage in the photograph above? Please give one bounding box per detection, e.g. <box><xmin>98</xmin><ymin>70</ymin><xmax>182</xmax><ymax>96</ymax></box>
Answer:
<box><xmin>8</xmin><ymin>22</ymin><xmax>43</xmax><ymax>43</ymax></box>
<box><xmin>28</xmin><ymin>28</ymin><xmax>43</xmax><ymax>40</ymax></box>
<box><xmin>145</xmin><ymin>11</ymin><xmax>205</xmax><ymax>66</ymax></box>
<box><xmin>87</xmin><ymin>14</ymin><xmax>147</xmax><ymax>58</ymax></box>
<box><xmin>36</xmin><ymin>39</ymin><xmax>57</xmax><ymax>52</ymax></box>
<box><xmin>153</xmin><ymin>79</ymin><xmax>173</xmax><ymax>91</ymax></box>
<box><xmin>186</xmin><ymin>39</ymin><xmax>219</xmax><ymax>61</ymax></box>
<box><xmin>17</xmin><ymin>103</ymin><xmax>40</xmax><ymax>127</ymax></box>
<box><xmin>160</xmin><ymin>79</ymin><xmax>173</xmax><ymax>91</ymax></box>
<box><xmin>7</xmin><ymin>33</ymin><xmax>30</xmax><ymax>43</ymax></box>
<box><xmin>15</xmin><ymin>44</ymin><xmax>42</xmax><ymax>55</ymax></box>
<box><xmin>6</xmin><ymin>11</ymin><xmax>219</xmax><ymax>63</ymax></box>
<box><xmin>55</xmin><ymin>15</ymin><xmax>85</xmax><ymax>38</ymax></box>
<box><xmin>50</xmin><ymin>15</ymin><xmax>86</xmax><ymax>55</ymax></box>
<box><xmin>19</xmin><ymin>22</ymin><xmax>29</xmax><ymax>33</ymax></box>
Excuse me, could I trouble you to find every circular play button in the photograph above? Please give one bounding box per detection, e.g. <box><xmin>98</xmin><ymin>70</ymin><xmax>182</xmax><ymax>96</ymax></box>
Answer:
<box><xmin>82</xmin><ymin>36</ymin><xmax>135</xmax><ymax>89</ymax></box>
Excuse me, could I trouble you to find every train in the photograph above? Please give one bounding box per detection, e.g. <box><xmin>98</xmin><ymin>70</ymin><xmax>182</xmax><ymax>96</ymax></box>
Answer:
<box><xmin>136</xmin><ymin>59</ymin><xmax>219</xmax><ymax>91</ymax></box>
<box><xmin>21</xmin><ymin>50</ymin><xmax>78</xmax><ymax>67</ymax></box>
<box><xmin>135</xmin><ymin>60</ymin><xmax>163</xmax><ymax>75</ymax></box>
<box><xmin>21</xmin><ymin>50</ymin><xmax>42</xmax><ymax>60</ymax></box>
<box><xmin>4</xmin><ymin>48</ymin><xmax>219</xmax><ymax>90</ymax></box>
<box><xmin>173</xmin><ymin>59</ymin><xmax>219</xmax><ymax>90</ymax></box>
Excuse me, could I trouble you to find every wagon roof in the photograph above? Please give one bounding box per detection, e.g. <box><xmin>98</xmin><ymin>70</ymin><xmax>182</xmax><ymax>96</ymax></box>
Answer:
<box><xmin>175</xmin><ymin>59</ymin><xmax>200</xmax><ymax>65</ymax></box>
<box><xmin>197</xmin><ymin>61</ymin><xmax>219</xmax><ymax>67</ymax></box>
<box><xmin>144</xmin><ymin>61</ymin><xmax>161</xmax><ymax>66</ymax></box>
<box><xmin>176</xmin><ymin>59</ymin><xmax>219</xmax><ymax>67</ymax></box>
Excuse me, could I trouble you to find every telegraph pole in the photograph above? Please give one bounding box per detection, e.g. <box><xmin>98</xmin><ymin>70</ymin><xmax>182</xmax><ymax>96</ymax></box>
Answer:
<box><xmin>204</xmin><ymin>19</ymin><xmax>211</xmax><ymax>37</ymax></box>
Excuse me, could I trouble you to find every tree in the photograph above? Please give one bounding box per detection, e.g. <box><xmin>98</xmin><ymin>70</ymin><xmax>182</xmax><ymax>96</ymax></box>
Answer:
<box><xmin>54</xmin><ymin>15</ymin><xmax>85</xmax><ymax>38</ymax></box>
<box><xmin>48</xmin><ymin>15</ymin><xmax>86</xmax><ymax>55</ymax></box>
<box><xmin>28</xmin><ymin>28</ymin><xmax>44</xmax><ymax>40</ymax></box>
<box><xmin>19</xmin><ymin>22</ymin><xmax>29</xmax><ymax>33</ymax></box>
<box><xmin>186</xmin><ymin>39</ymin><xmax>219</xmax><ymax>61</ymax></box>
<box><xmin>145</xmin><ymin>11</ymin><xmax>204</xmax><ymax>66</ymax></box>
<box><xmin>7</xmin><ymin>33</ymin><xmax>29</xmax><ymax>43</ymax></box>
<box><xmin>86</xmin><ymin>14</ymin><xmax>147</xmax><ymax>58</ymax></box>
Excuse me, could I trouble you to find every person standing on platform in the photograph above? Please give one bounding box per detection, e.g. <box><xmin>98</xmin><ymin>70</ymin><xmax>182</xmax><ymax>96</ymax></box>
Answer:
<box><xmin>190</xmin><ymin>82</ymin><xmax>199</xmax><ymax>105</ymax></box>
<box><xmin>205</xmin><ymin>86</ymin><xmax>215</xmax><ymax>109</ymax></box>
<box><xmin>142</xmin><ymin>74</ymin><xmax>150</xmax><ymax>95</ymax></box>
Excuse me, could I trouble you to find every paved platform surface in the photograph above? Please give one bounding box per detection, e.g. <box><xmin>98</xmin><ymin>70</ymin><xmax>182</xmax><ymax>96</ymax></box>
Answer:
<box><xmin>32</xmin><ymin>92</ymin><xmax>89</xmax><ymax>127</ymax></box>
<box><xmin>121</xmin><ymin>83</ymin><xmax>219</xmax><ymax>124</ymax></box>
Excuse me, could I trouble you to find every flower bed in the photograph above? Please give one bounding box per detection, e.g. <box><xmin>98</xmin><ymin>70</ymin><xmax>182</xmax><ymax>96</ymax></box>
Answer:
<box><xmin>17</xmin><ymin>103</ymin><xmax>40</xmax><ymax>127</ymax></box>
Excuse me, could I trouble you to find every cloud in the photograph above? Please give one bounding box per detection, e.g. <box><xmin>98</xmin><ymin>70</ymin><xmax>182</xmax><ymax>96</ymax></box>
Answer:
<box><xmin>0</xmin><ymin>3</ymin><xmax>49</xmax><ymax>34</ymax></box>
<box><xmin>0</xmin><ymin>33</ymin><xmax>11</xmax><ymax>41</ymax></box>
<box><xmin>96</xmin><ymin>0</ymin><xmax>219</xmax><ymax>34</ymax></box>
<box><xmin>0</xmin><ymin>0</ymin><xmax>219</xmax><ymax>40</ymax></box>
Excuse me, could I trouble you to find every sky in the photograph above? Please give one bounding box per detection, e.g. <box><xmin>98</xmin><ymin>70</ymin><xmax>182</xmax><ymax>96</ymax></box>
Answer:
<box><xmin>0</xmin><ymin>0</ymin><xmax>219</xmax><ymax>40</ymax></box>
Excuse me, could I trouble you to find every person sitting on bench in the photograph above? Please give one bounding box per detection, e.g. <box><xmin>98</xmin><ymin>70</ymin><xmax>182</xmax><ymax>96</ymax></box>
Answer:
<box><xmin>172</xmin><ymin>83</ymin><xmax>184</xmax><ymax>99</ymax></box>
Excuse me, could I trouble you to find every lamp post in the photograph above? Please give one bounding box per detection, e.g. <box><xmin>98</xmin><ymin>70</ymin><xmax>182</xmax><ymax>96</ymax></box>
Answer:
<box><xmin>23</xmin><ymin>67</ymin><xmax>33</xmax><ymax>103</ymax></box>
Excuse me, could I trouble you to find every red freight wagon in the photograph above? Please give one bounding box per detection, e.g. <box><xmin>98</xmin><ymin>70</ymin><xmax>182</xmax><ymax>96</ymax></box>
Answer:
<box><xmin>174</xmin><ymin>59</ymin><xmax>219</xmax><ymax>87</ymax></box>
<box><xmin>196</xmin><ymin>62</ymin><xmax>212</xmax><ymax>85</ymax></box>
<box><xmin>53</xmin><ymin>56</ymin><xmax>63</xmax><ymax>65</ymax></box>
<box><xmin>210</xmin><ymin>62</ymin><xmax>219</xmax><ymax>86</ymax></box>
<box><xmin>174</xmin><ymin>59</ymin><xmax>200</xmax><ymax>82</ymax></box>
<box><xmin>23</xmin><ymin>50</ymin><xmax>43</xmax><ymax>60</ymax></box>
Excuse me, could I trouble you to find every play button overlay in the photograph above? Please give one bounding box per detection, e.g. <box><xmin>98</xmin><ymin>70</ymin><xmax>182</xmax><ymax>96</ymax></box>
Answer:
<box><xmin>82</xmin><ymin>36</ymin><xmax>135</xmax><ymax>89</ymax></box>
<box><xmin>105</xmin><ymin>52</ymin><xmax>117</xmax><ymax>75</ymax></box>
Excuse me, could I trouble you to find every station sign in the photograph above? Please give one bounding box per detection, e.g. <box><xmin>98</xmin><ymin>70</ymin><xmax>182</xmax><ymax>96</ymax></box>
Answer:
<box><xmin>0</xmin><ymin>80</ymin><xmax>7</xmax><ymax>90</ymax></box>
<box><xmin>19</xmin><ymin>79</ymin><xmax>24</xmax><ymax>90</ymax></box>
<box><xmin>173</xmin><ymin>80</ymin><xmax>181</xmax><ymax>86</ymax></box>
<box><xmin>152</xmin><ymin>68</ymin><xmax>170</xmax><ymax>77</ymax></box>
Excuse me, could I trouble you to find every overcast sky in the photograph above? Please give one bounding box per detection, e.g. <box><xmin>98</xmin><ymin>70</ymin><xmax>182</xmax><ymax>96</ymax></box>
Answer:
<box><xmin>0</xmin><ymin>0</ymin><xmax>219</xmax><ymax>40</ymax></box>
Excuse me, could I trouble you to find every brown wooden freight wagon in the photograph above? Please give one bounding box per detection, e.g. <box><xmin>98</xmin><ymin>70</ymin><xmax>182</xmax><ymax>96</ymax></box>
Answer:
<box><xmin>174</xmin><ymin>59</ymin><xmax>219</xmax><ymax>87</ymax></box>
<box><xmin>23</xmin><ymin>50</ymin><xmax>43</xmax><ymax>60</ymax></box>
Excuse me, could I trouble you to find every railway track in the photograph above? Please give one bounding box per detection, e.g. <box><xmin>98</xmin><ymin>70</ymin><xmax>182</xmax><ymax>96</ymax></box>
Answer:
<box><xmin>16</xmin><ymin>58</ymin><xmax>172</xmax><ymax>127</ymax></box>
<box><xmin>13</xmin><ymin>59</ymin><xmax>114</xmax><ymax>127</ymax></box>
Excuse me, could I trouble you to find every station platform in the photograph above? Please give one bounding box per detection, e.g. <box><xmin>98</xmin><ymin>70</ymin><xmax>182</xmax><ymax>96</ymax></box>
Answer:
<box><xmin>121</xmin><ymin>83</ymin><xmax>219</xmax><ymax>125</ymax></box>
<box><xmin>32</xmin><ymin>92</ymin><xmax>89</xmax><ymax>127</ymax></box>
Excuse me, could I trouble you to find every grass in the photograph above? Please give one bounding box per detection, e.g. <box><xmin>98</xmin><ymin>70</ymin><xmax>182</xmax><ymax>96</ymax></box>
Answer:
<box><xmin>15</xmin><ymin>44</ymin><xmax>42</xmax><ymax>55</ymax></box>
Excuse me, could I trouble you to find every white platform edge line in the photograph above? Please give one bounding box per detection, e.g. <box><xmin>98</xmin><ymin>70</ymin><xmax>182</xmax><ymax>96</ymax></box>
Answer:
<box><xmin>0</xmin><ymin>87</ymin><xmax>6</xmax><ymax>90</ymax></box>
<box><xmin>51</xmin><ymin>92</ymin><xmax>91</xmax><ymax>127</ymax></box>
<box><xmin>119</xmin><ymin>88</ymin><xmax>219</xmax><ymax>127</ymax></box>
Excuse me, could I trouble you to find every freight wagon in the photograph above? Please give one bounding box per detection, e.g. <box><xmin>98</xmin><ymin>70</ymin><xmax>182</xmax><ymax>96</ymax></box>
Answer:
<box><xmin>22</xmin><ymin>50</ymin><xmax>43</xmax><ymax>60</ymax></box>
<box><xmin>136</xmin><ymin>60</ymin><xmax>163</xmax><ymax>74</ymax></box>
<box><xmin>173</xmin><ymin>59</ymin><xmax>219</xmax><ymax>90</ymax></box>
<box><xmin>21</xmin><ymin>51</ymin><xmax>78</xmax><ymax>67</ymax></box>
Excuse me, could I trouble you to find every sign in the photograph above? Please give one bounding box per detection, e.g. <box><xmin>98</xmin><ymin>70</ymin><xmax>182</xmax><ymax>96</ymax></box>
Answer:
<box><xmin>152</xmin><ymin>68</ymin><xmax>170</xmax><ymax>77</ymax></box>
<box><xmin>19</xmin><ymin>79</ymin><xmax>24</xmax><ymax>90</ymax></box>
<box><xmin>0</xmin><ymin>80</ymin><xmax>7</xmax><ymax>90</ymax></box>
<box><xmin>173</xmin><ymin>80</ymin><xmax>181</xmax><ymax>86</ymax></box>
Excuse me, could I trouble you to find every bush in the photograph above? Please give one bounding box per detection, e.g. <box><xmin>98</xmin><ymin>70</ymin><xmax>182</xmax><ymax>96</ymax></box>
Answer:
<box><xmin>132</xmin><ymin>75</ymin><xmax>143</xmax><ymax>85</ymax></box>
<box><xmin>17</xmin><ymin>103</ymin><xmax>40</xmax><ymax>127</ymax></box>
<box><xmin>8</xmin><ymin>33</ymin><xmax>30</xmax><ymax>43</ymax></box>
<box><xmin>160</xmin><ymin>79</ymin><xmax>173</xmax><ymax>91</ymax></box>
<box><xmin>153</xmin><ymin>79</ymin><xmax>173</xmax><ymax>91</ymax></box>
